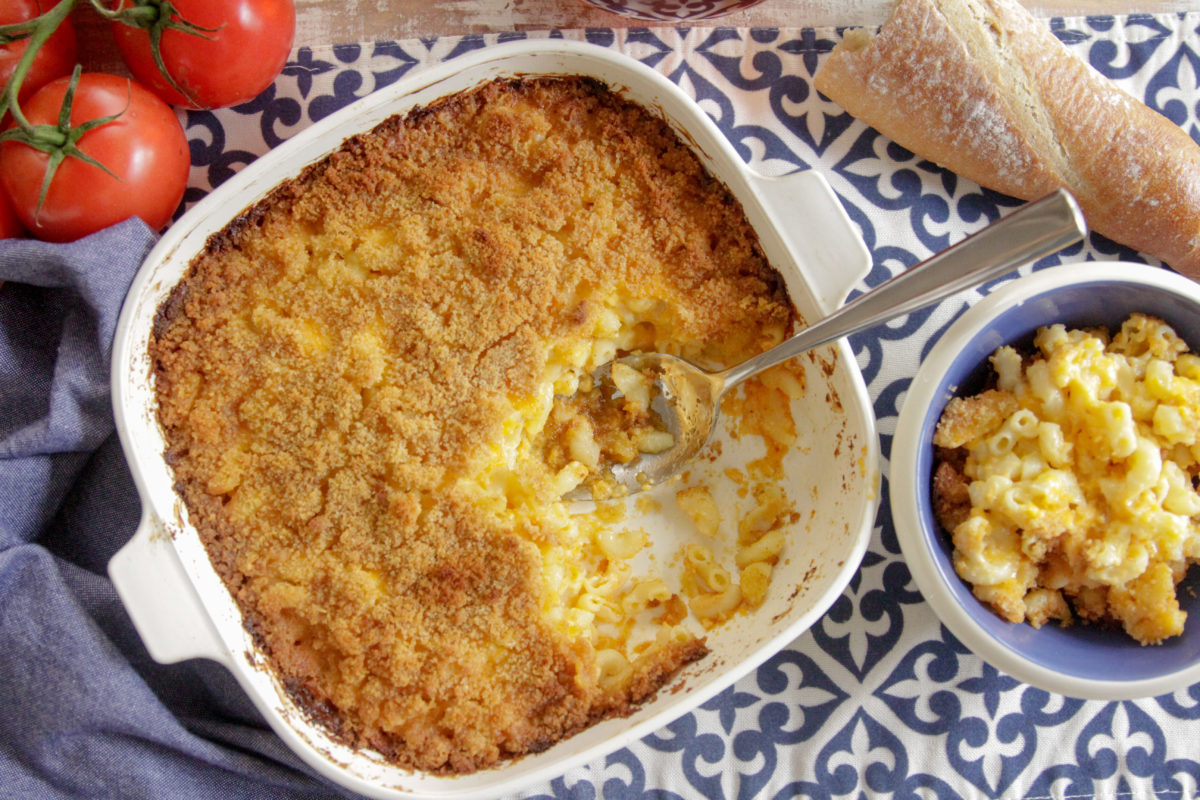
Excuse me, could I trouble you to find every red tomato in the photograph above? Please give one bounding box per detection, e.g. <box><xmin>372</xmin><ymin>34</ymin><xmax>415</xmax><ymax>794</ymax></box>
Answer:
<box><xmin>0</xmin><ymin>0</ymin><xmax>78</xmax><ymax>105</ymax></box>
<box><xmin>110</xmin><ymin>0</ymin><xmax>295</xmax><ymax>109</ymax></box>
<box><xmin>0</xmin><ymin>188</ymin><xmax>26</xmax><ymax>239</ymax></box>
<box><xmin>0</xmin><ymin>74</ymin><xmax>189</xmax><ymax>242</ymax></box>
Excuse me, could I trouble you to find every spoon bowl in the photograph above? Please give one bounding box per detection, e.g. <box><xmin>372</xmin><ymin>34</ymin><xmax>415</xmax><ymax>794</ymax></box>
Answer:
<box><xmin>569</xmin><ymin>189</ymin><xmax>1088</xmax><ymax>499</ymax></box>
<box><xmin>590</xmin><ymin>353</ymin><xmax>723</xmax><ymax>493</ymax></box>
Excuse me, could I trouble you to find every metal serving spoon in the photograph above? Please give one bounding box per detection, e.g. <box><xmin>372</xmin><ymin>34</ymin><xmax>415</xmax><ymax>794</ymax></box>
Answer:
<box><xmin>571</xmin><ymin>188</ymin><xmax>1088</xmax><ymax>499</ymax></box>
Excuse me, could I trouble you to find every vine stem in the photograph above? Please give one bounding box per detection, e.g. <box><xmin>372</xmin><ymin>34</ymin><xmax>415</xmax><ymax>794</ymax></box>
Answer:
<box><xmin>0</xmin><ymin>0</ymin><xmax>79</xmax><ymax>141</ymax></box>
<box><xmin>87</xmin><ymin>0</ymin><xmax>220</xmax><ymax>108</ymax></box>
<box><xmin>0</xmin><ymin>0</ymin><xmax>209</xmax><ymax>223</ymax></box>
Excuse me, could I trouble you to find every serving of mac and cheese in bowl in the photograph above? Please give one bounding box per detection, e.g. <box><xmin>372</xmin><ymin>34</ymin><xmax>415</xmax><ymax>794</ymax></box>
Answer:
<box><xmin>893</xmin><ymin>261</ymin><xmax>1200</xmax><ymax>700</ymax></box>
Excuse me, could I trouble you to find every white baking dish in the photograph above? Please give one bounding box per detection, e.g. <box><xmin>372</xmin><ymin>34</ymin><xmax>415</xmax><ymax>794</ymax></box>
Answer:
<box><xmin>108</xmin><ymin>39</ymin><xmax>878</xmax><ymax>799</ymax></box>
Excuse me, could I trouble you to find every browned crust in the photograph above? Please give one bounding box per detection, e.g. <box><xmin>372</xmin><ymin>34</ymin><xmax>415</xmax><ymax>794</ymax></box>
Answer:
<box><xmin>150</xmin><ymin>76</ymin><xmax>791</xmax><ymax>773</ymax></box>
<box><xmin>931</xmin><ymin>456</ymin><xmax>971</xmax><ymax>533</ymax></box>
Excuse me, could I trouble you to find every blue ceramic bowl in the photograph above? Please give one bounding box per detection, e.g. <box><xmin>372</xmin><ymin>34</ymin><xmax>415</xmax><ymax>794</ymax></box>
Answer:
<box><xmin>892</xmin><ymin>261</ymin><xmax>1200</xmax><ymax>699</ymax></box>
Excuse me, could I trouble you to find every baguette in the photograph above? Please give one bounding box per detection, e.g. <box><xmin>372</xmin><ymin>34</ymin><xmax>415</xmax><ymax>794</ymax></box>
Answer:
<box><xmin>813</xmin><ymin>0</ymin><xmax>1200</xmax><ymax>278</ymax></box>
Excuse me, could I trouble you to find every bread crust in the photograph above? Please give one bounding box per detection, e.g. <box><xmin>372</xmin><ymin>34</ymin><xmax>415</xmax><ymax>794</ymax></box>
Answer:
<box><xmin>814</xmin><ymin>0</ymin><xmax>1200</xmax><ymax>278</ymax></box>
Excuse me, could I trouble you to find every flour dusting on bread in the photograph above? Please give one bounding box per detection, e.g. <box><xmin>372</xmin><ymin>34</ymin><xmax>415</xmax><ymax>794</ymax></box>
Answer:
<box><xmin>815</xmin><ymin>0</ymin><xmax>1200</xmax><ymax>277</ymax></box>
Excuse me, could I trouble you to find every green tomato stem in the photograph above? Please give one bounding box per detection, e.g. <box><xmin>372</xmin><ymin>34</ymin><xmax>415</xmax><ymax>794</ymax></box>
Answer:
<box><xmin>88</xmin><ymin>0</ymin><xmax>220</xmax><ymax>108</ymax></box>
<box><xmin>0</xmin><ymin>65</ymin><xmax>126</xmax><ymax>224</ymax></box>
<box><xmin>0</xmin><ymin>4</ymin><xmax>140</xmax><ymax>227</ymax></box>
<box><xmin>102</xmin><ymin>2</ymin><xmax>161</xmax><ymax>26</ymax></box>
<box><xmin>0</xmin><ymin>0</ymin><xmax>79</xmax><ymax>132</ymax></box>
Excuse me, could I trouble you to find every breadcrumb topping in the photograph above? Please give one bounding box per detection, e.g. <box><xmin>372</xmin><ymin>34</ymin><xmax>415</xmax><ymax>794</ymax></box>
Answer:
<box><xmin>151</xmin><ymin>77</ymin><xmax>793</xmax><ymax>773</ymax></box>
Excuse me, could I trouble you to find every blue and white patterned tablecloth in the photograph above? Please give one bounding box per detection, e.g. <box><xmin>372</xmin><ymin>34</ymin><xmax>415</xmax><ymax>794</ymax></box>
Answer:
<box><xmin>178</xmin><ymin>16</ymin><xmax>1200</xmax><ymax>800</ymax></box>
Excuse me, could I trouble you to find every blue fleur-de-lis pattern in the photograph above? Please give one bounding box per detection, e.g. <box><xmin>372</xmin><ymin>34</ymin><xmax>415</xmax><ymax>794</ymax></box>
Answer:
<box><xmin>178</xmin><ymin>16</ymin><xmax>1200</xmax><ymax>799</ymax></box>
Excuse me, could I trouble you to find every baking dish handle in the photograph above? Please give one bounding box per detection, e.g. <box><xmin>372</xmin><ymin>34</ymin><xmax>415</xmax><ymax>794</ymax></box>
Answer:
<box><xmin>109</xmin><ymin>509</ymin><xmax>232</xmax><ymax>668</ymax></box>
<box><xmin>746</xmin><ymin>169</ymin><xmax>871</xmax><ymax>316</ymax></box>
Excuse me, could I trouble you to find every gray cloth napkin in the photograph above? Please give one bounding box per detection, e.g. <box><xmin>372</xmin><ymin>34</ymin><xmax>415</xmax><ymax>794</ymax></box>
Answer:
<box><xmin>0</xmin><ymin>220</ymin><xmax>353</xmax><ymax>799</ymax></box>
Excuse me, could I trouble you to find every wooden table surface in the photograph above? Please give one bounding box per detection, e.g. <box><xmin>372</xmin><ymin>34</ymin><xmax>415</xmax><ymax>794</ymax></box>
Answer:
<box><xmin>283</xmin><ymin>0</ymin><xmax>1197</xmax><ymax>42</ymax></box>
<box><xmin>73</xmin><ymin>0</ymin><xmax>1198</xmax><ymax>75</ymax></box>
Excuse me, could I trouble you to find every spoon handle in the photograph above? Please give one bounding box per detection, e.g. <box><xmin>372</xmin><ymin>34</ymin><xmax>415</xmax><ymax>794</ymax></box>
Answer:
<box><xmin>720</xmin><ymin>189</ymin><xmax>1087</xmax><ymax>389</ymax></box>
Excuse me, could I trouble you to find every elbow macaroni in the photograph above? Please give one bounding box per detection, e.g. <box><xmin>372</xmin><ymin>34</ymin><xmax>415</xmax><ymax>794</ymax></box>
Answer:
<box><xmin>684</xmin><ymin>544</ymin><xmax>732</xmax><ymax>593</ymax></box>
<box><xmin>488</xmin><ymin>271</ymin><xmax>805</xmax><ymax>700</ymax></box>
<box><xmin>933</xmin><ymin>314</ymin><xmax>1200</xmax><ymax>644</ymax></box>
<box><xmin>675</xmin><ymin>482</ymin><xmax>791</xmax><ymax>620</ymax></box>
<box><xmin>690</xmin><ymin>584</ymin><xmax>743</xmax><ymax>620</ymax></box>
<box><xmin>529</xmin><ymin>291</ymin><xmax>801</xmax><ymax>689</ymax></box>
<box><xmin>736</xmin><ymin>528</ymin><xmax>786</xmax><ymax>568</ymax></box>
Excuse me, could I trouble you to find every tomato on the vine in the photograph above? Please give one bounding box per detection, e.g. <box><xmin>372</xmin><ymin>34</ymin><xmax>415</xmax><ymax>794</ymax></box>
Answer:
<box><xmin>110</xmin><ymin>0</ymin><xmax>295</xmax><ymax>109</ymax></box>
<box><xmin>0</xmin><ymin>188</ymin><xmax>25</xmax><ymax>239</ymax></box>
<box><xmin>0</xmin><ymin>0</ymin><xmax>77</xmax><ymax>105</ymax></box>
<box><xmin>0</xmin><ymin>73</ymin><xmax>189</xmax><ymax>242</ymax></box>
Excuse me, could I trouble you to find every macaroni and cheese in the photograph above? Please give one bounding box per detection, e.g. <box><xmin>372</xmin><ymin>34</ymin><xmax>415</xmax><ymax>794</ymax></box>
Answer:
<box><xmin>932</xmin><ymin>314</ymin><xmax>1200</xmax><ymax>644</ymax></box>
<box><xmin>151</xmin><ymin>77</ymin><xmax>806</xmax><ymax>773</ymax></box>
